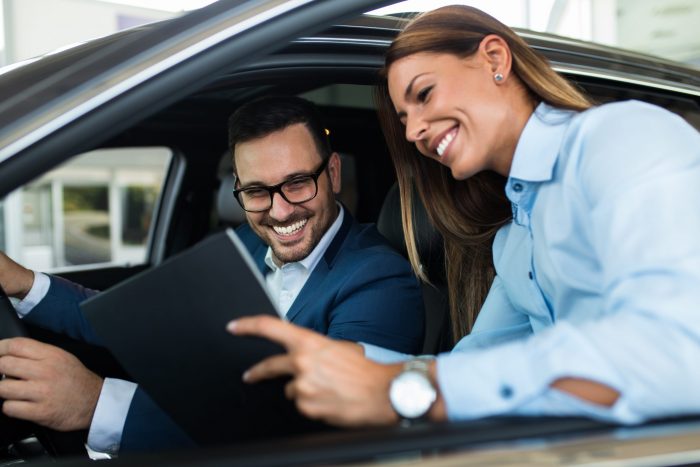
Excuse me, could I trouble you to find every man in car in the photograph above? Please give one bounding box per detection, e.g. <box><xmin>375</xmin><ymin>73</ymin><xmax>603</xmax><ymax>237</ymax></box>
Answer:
<box><xmin>0</xmin><ymin>96</ymin><xmax>425</xmax><ymax>456</ymax></box>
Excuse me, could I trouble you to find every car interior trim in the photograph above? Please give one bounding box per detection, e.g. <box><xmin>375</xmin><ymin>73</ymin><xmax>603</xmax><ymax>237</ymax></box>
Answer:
<box><xmin>551</xmin><ymin>64</ymin><xmax>700</xmax><ymax>97</ymax></box>
<box><xmin>148</xmin><ymin>152</ymin><xmax>187</xmax><ymax>267</ymax></box>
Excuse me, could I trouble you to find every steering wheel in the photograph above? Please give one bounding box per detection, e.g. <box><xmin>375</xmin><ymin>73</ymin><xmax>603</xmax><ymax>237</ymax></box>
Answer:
<box><xmin>0</xmin><ymin>283</ymin><xmax>28</xmax><ymax>339</ymax></box>
<box><xmin>0</xmin><ymin>283</ymin><xmax>45</xmax><ymax>460</ymax></box>
<box><xmin>0</xmin><ymin>284</ymin><xmax>89</xmax><ymax>461</ymax></box>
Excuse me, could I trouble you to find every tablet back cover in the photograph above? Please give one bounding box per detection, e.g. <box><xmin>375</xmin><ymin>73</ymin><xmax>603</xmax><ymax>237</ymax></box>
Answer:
<box><xmin>81</xmin><ymin>229</ymin><xmax>322</xmax><ymax>445</ymax></box>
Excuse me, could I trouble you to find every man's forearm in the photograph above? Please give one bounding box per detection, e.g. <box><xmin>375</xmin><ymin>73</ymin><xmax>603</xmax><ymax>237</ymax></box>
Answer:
<box><xmin>0</xmin><ymin>252</ymin><xmax>35</xmax><ymax>299</ymax></box>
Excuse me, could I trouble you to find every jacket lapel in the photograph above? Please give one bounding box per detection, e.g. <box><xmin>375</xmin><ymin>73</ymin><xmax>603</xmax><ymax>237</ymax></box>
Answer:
<box><xmin>251</xmin><ymin>242</ymin><xmax>270</xmax><ymax>275</ymax></box>
<box><xmin>285</xmin><ymin>210</ymin><xmax>354</xmax><ymax>322</ymax></box>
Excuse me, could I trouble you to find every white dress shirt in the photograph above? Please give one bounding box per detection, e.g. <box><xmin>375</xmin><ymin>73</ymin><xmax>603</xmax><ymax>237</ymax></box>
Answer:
<box><xmin>265</xmin><ymin>205</ymin><xmax>344</xmax><ymax>315</ymax></box>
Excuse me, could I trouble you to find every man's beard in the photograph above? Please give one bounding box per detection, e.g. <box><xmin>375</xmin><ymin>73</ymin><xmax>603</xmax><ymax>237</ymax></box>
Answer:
<box><xmin>268</xmin><ymin>208</ymin><xmax>336</xmax><ymax>263</ymax></box>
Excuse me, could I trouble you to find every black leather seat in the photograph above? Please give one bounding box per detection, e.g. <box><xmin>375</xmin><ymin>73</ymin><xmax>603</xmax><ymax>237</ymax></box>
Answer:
<box><xmin>216</xmin><ymin>172</ymin><xmax>247</xmax><ymax>227</ymax></box>
<box><xmin>377</xmin><ymin>183</ymin><xmax>452</xmax><ymax>354</ymax></box>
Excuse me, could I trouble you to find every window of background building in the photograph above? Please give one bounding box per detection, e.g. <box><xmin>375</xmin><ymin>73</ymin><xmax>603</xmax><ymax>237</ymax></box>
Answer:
<box><xmin>1</xmin><ymin>147</ymin><xmax>171</xmax><ymax>271</ymax></box>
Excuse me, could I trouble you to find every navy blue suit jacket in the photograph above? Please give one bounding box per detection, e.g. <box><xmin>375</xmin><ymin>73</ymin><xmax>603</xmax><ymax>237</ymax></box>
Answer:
<box><xmin>24</xmin><ymin>212</ymin><xmax>424</xmax><ymax>451</ymax></box>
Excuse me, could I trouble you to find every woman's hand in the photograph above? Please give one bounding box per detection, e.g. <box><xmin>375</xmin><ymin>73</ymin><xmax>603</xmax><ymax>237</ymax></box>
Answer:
<box><xmin>227</xmin><ymin>315</ymin><xmax>402</xmax><ymax>427</ymax></box>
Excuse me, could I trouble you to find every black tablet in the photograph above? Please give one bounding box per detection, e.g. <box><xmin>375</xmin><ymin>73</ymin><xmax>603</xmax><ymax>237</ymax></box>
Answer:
<box><xmin>81</xmin><ymin>229</ymin><xmax>322</xmax><ymax>445</ymax></box>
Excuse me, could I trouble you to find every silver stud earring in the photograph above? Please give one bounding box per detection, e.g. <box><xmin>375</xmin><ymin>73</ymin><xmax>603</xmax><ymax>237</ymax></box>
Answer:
<box><xmin>494</xmin><ymin>73</ymin><xmax>504</xmax><ymax>82</ymax></box>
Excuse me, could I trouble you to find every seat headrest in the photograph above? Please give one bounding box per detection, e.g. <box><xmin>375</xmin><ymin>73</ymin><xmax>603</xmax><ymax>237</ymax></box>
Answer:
<box><xmin>217</xmin><ymin>173</ymin><xmax>247</xmax><ymax>226</ymax></box>
<box><xmin>377</xmin><ymin>183</ymin><xmax>445</xmax><ymax>283</ymax></box>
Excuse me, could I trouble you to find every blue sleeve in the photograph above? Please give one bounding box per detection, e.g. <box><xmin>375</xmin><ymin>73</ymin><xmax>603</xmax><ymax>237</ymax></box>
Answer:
<box><xmin>120</xmin><ymin>388</ymin><xmax>195</xmax><ymax>452</ymax></box>
<box><xmin>22</xmin><ymin>275</ymin><xmax>102</xmax><ymax>344</ymax></box>
<box><xmin>453</xmin><ymin>274</ymin><xmax>532</xmax><ymax>352</ymax></box>
<box><xmin>326</xmin><ymin>252</ymin><xmax>425</xmax><ymax>355</ymax></box>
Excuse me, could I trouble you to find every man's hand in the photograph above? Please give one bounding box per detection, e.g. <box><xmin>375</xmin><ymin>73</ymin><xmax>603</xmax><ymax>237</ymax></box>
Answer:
<box><xmin>228</xmin><ymin>316</ymin><xmax>403</xmax><ymax>427</ymax></box>
<box><xmin>0</xmin><ymin>338</ymin><xmax>103</xmax><ymax>431</ymax></box>
<box><xmin>0</xmin><ymin>252</ymin><xmax>35</xmax><ymax>299</ymax></box>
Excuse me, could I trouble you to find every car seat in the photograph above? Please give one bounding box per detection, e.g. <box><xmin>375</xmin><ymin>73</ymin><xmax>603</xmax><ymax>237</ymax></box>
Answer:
<box><xmin>377</xmin><ymin>183</ymin><xmax>452</xmax><ymax>354</ymax></box>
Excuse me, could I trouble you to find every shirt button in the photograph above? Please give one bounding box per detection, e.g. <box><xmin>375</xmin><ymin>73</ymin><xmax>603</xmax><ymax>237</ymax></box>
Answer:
<box><xmin>528</xmin><ymin>271</ymin><xmax>533</xmax><ymax>280</ymax></box>
<box><xmin>512</xmin><ymin>183</ymin><xmax>523</xmax><ymax>192</ymax></box>
<box><xmin>500</xmin><ymin>385</ymin><xmax>514</xmax><ymax>399</ymax></box>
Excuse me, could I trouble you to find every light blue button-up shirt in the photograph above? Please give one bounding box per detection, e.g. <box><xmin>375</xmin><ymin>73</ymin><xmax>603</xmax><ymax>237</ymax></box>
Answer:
<box><xmin>366</xmin><ymin>100</ymin><xmax>700</xmax><ymax>423</ymax></box>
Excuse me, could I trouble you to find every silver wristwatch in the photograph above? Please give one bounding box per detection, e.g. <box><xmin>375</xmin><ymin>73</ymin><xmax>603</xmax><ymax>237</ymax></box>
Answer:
<box><xmin>389</xmin><ymin>358</ymin><xmax>437</xmax><ymax>421</ymax></box>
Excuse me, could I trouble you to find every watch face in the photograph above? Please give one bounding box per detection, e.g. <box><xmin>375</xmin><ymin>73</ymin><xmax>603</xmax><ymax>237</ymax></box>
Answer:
<box><xmin>389</xmin><ymin>370</ymin><xmax>437</xmax><ymax>419</ymax></box>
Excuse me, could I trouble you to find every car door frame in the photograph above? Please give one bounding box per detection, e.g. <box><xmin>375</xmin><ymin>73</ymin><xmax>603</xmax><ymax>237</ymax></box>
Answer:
<box><xmin>0</xmin><ymin>0</ymin><xmax>393</xmax><ymax>275</ymax></box>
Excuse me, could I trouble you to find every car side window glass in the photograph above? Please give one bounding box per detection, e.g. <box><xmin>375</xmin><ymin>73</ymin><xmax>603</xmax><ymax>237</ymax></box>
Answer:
<box><xmin>0</xmin><ymin>147</ymin><xmax>171</xmax><ymax>271</ymax></box>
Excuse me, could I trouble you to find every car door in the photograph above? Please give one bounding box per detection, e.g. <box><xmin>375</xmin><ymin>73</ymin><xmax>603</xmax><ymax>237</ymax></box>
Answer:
<box><xmin>0</xmin><ymin>0</ymin><xmax>390</xmax><ymax>288</ymax></box>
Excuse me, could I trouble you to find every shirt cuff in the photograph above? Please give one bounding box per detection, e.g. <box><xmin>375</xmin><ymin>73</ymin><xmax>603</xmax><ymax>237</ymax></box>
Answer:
<box><xmin>437</xmin><ymin>322</ymin><xmax>632</xmax><ymax>423</ymax></box>
<box><xmin>14</xmin><ymin>272</ymin><xmax>50</xmax><ymax>317</ymax></box>
<box><xmin>360</xmin><ymin>342</ymin><xmax>411</xmax><ymax>364</ymax></box>
<box><xmin>86</xmin><ymin>378</ymin><xmax>138</xmax><ymax>456</ymax></box>
<box><xmin>437</xmin><ymin>341</ymin><xmax>543</xmax><ymax>420</ymax></box>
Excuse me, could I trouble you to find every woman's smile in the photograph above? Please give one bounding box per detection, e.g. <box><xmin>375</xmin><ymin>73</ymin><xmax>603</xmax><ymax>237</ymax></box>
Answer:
<box><xmin>432</xmin><ymin>125</ymin><xmax>459</xmax><ymax>158</ymax></box>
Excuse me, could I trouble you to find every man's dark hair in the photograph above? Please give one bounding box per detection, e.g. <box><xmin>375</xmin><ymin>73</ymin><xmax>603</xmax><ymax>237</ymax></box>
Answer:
<box><xmin>228</xmin><ymin>95</ymin><xmax>332</xmax><ymax>172</ymax></box>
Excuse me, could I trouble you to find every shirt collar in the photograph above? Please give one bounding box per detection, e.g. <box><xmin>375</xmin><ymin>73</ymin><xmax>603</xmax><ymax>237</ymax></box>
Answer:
<box><xmin>509</xmin><ymin>102</ymin><xmax>575</xmax><ymax>183</ymax></box>
<box><xmin>264</xmin><ymin>203</ymin><xmax>344</xmax><ymax>273</ymax></box>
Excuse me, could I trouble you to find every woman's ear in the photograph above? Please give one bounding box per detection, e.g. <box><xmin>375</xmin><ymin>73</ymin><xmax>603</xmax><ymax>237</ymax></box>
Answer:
<box><xmin>479</xmin><ymin>34</ymin><xmax>512</xmax><ymax>82</ymax></box>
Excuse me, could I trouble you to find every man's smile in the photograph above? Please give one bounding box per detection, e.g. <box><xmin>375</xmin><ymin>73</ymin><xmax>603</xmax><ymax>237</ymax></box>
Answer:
<box><xmin>271</xmin><ymin>218</ymin><xmax>308</xmax><ymax>237</ymax></box>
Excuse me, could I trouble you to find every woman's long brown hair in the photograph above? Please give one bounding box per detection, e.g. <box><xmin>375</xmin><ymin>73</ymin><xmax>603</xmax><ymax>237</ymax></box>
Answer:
<box><xmin>375</xmin><ymin>5</ymin><xmax>592</xmax><ymax>342</ymax></box>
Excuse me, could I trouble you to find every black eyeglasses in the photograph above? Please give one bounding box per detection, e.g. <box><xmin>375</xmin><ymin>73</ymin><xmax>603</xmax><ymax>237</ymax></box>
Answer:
<box><xmin>233</xmin><ymin>157</ymin><xmax>330</xmax><ymax>213</ymax></box>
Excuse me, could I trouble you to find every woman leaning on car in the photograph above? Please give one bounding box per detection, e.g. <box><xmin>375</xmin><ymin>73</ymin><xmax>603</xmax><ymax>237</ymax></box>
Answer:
<box><xmin>227</xmin><ymin>4</ymin><xmax>700</xmax><ymax>426</ymax></box>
